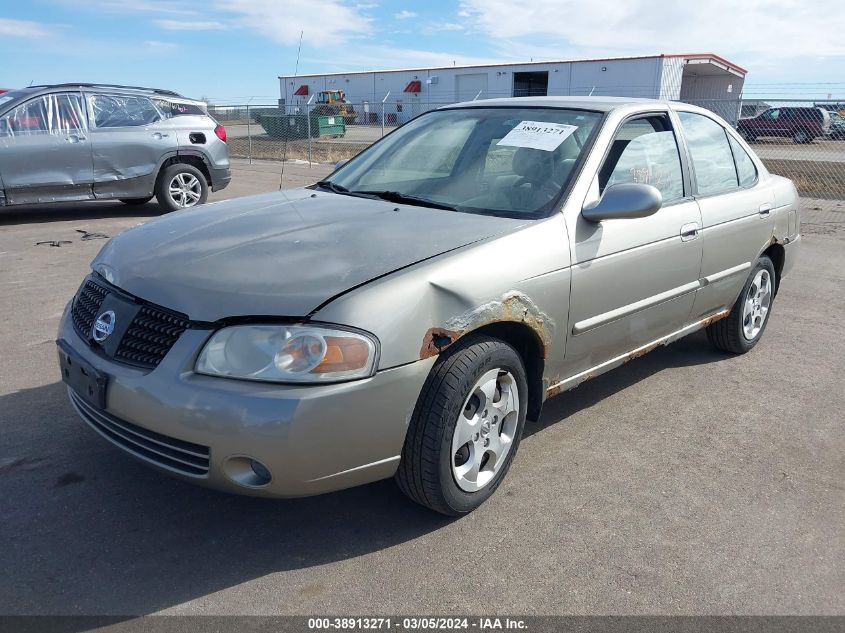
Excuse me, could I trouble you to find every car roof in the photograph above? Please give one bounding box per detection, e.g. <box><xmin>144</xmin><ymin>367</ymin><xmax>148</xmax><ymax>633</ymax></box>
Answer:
<box><xmin>443</xmin><ymin>96</ymin><xmax>670</xmax><ymax>112</ymax></box>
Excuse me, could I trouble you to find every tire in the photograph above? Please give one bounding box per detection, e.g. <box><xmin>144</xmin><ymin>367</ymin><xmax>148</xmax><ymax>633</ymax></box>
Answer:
<box><xmin>155</xmin><ymin>163</ymin><xmax>209</xmax><ymax>212</ymax></box>
<box><xmin>706</xmin><ymin>255</ymin><xmax>776</xmax><ymax>354</ymax></box>
<box><xmin>395</xmin><ymin>335</ymin><xmax>528</xmax><ymax>516</ymax></box>
<box><xmin>792</xmin><ymin>129</ymin><xmax>811</xmax><ymax>144</ymax></box>
<box><xmin>119</xmin><ymin>196</ymin><xmax>153</xmax><ymax>206</ymax></box>
<box><xmin>739</xmin><ymin>128</ymin><xmax>755</xmax><ymax>142</ymax></box>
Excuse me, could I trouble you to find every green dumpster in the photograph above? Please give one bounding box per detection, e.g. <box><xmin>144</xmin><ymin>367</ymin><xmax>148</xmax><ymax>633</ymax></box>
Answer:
<box><xmin>257</xmin><ymin>113</ymin><xmax>318</xmax><ymax>140</ymax></box>
<box><xmin>317</xmin><ymin>115</ymin><xmax>346</xmax><ymax>138</ymax></box>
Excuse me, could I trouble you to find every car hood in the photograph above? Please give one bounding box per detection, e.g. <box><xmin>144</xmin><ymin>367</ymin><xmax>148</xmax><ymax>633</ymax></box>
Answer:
<box><xmin>93</xmin><ymin>189</ymin><xmax>527</xmax><ymax>321</ymax></box>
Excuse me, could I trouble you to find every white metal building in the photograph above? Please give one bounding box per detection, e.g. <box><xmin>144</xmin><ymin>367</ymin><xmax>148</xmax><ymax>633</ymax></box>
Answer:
<box><xmin>278</xmin><ymin>53</ymin><xmax>747</xmax><ymax>123</ymax></box>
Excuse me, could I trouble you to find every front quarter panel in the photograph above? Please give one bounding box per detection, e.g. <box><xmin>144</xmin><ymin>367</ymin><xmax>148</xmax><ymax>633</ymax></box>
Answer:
<box><xmin>312</xmin><ymin>214</ymin><xmax>572</xmax><ymax>379</ymax></box>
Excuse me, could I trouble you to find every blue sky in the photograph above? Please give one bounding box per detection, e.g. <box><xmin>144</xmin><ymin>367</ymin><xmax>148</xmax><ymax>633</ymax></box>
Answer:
<box><xmin>1</xmin><ymin>0</ymin><xmax>843</xmax><ymax>103</ymax></box>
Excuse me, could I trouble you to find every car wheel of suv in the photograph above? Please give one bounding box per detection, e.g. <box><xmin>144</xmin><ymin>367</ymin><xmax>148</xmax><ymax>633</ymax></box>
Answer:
<box><xmin>155</xmin><ymin>164</ymin><xmax>209</xmax><ymax>212</ymax></box>
<box><xmin>395</xmin><ymin>335</ymin><xmax>528</xmax><ymax>516</ymax></box>
<box><xmin>119</xmin><ymin>196</ymin><xmax>153</xmax><ymax>206</ymax></box>
<box><xmin>792</xmin><ymin>129</ymin><xmax>811</xmax><ymax>144</ymax></box>
<box><xmin>706</xmin><ymin>255</ymin><xmax>776</xmax><ymax>354</ymax></box>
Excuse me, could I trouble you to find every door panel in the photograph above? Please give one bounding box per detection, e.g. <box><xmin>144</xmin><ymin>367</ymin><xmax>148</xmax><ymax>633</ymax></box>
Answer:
<box><xmin>691</xmin><ymin>186</ymin><xmax>774</xmax><ymax>319</ymax></box>
<box><xmin>88</xmin><ymin>93</ymin><xmax>177</xmax><ymax>199</ymax></box>
<box><xmin>0</xmin><ymin>92</ymin><xmax>93</xmax><ymax>204</ymax></box>
<box><xmin>566</xmin><ymin>201</ymin><xmax>703</xmax><ymax>373</ymax></box>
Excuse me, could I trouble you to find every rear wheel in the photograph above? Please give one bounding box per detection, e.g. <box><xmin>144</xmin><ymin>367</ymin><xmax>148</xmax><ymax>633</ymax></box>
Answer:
<box><xmin>155</xmin><ymin>163</ymin><xmax>208</xmax><ymax>212</ymax></box>
<box><xmin>706</xmin><ymin>256</ymin><xmax>776</xmax><ymax>354</ymax></box>
<box><xmin>793</xmin><ymin>129</ymin><xmax>811</xmax><ymax>144</ymax></box>
<box><xmin>395</xmin><ymin>336</ymin><xmax>528</xmax><ymax>516</ymax></box>
<box><xmin>119</xmin><ymin>196</ymin><xmax>153</xmax><ymax>206</ymax></box>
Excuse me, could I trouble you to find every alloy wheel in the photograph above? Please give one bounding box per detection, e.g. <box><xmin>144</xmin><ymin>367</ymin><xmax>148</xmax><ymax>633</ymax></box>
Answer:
<box><xmin>168</xmin><ymin>173</ymin><xmax>202</xmax><ymax>208</ymax></box>
<box><xmin>451</xmin><ymin>368</ymin><xmax>520</xmax><ymax>493</ymax></box>
<box><xmin>742</xmin><ymin>269</ymin><xmax>772</xmax><ymax>340</ymax></box>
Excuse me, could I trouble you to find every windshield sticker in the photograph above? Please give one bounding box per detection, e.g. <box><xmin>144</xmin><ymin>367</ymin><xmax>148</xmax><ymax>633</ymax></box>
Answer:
<box><xmin>497</xmin><ymin>121</ymin><xmax>578</xmax><ymax>151</ymax></box>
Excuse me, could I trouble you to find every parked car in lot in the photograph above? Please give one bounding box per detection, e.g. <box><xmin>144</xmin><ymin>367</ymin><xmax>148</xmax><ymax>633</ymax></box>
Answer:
<box><xmin>58</xmin><ymin>97</ymin><xmax>800</xmax><ymax>515</ymax></box>
<box><xmin>0</xmin><ymin>83</ymin><xmax>230</xmax><ymax>211</ymax></box>
<box><xmin>828</xmin><ymin>111</ymin><xmax>845</xmax><ymax>140</ymax></box>
<box><xmin>737</xmin><ymin>106</ymin><xmax>831</xmax><ymax>144</ymax></box>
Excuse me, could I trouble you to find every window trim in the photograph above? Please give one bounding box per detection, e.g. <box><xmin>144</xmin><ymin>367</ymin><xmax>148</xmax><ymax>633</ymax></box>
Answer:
<box><xmin>673</xmin><ymin>107</ymin><xmax>760</xmax><ymax>200</ymax></box>
<box><xmin>592</xmin><ymin>109</ymin><xmax>693</xmax><ymax>209</ymax></box>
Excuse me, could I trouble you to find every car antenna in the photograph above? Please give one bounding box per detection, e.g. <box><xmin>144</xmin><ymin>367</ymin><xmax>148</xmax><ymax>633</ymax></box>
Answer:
<box><xmin>280</xmin><ymin>29</ymin><xmax>304</xmax><ymax>191</ymax></box>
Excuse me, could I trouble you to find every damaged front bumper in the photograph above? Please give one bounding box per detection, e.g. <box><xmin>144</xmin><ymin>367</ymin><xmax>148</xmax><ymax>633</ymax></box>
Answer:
<box><xmin>57</xmin><ymin>304</ymin><xmax>435</xmax><ymax>497</ymax></box>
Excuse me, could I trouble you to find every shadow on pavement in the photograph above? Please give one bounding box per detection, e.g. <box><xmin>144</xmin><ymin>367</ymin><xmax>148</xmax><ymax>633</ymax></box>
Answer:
<box><xmin>0</xmin><ymin>331</ymin><xmax>726</xmax><ymax>615</ymax></box>
<box><xmin>0</xmin><ymin>201</ymin><xmax>166</xmax><ymax>226</ymax></box>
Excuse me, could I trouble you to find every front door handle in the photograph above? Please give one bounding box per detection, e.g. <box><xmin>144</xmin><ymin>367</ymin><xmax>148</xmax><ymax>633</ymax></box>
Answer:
<box><xmin>759</xmin><ymin>203</ymin><xmax>772</xmax><ymax>217</ymax></box>
<box><xmin>680</xmin><ymin>222</ymin><xmax>700</xmax><ymax>242</ymax></box>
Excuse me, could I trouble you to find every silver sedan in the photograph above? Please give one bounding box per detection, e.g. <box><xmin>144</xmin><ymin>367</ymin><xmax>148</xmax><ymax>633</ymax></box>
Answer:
<box><xmin>58</xmin><ymin>97</ymin><xmax>800</xmax><ymax>515</ymax></box>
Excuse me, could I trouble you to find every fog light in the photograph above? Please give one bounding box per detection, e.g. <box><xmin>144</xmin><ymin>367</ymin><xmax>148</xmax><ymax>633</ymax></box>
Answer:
<box><xmin>223</xmin><ymin>456</ymin><xmax>272</xmax><ymax>487</ymax></box>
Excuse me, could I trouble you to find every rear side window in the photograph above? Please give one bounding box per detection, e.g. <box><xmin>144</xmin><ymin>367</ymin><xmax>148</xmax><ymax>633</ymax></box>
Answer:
<box><xmin>154</xmin><ymin>99</ymin><xmax>207</xmax><ymax>118</ymax></box>
<box><xmin>599</xmin><ymin>115</ymin><xmax>684</xmax><ymax>204</ymax></box>
<box><xmin>90</xmin><ymin>94</ymin><xmax>161</xmax><ymax>128</ymax></box>
<box><xmin>728</xmin><ymin>136</ymin><xmax>757</xmax><ymax>187</ymax></box>
<box><xmin>677</xmin><ymin>112</ymin><xmax>738</xmax><ymax>196</ymax></box>
<box><xmin>0</xmin><ymin>93</ymin><xmax>85</xmax><ymax>136</ymax></box>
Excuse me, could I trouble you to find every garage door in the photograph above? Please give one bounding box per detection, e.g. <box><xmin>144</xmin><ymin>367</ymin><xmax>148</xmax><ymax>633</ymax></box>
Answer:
<box><xmin>455</xmin><ymin>73</ymin><xmax>488</xmax><ymax>102</ymax></box>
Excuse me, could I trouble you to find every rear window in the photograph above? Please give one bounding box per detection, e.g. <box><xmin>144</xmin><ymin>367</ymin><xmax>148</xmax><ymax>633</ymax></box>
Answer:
<box><xmin>154</xmin><ymin>100</ymin><xmax>207</xmax><ymax>118</ymax></box>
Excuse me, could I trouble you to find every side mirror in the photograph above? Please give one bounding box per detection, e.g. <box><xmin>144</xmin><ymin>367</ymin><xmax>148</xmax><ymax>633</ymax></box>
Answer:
<box><xmin>582</xmin><ymin>183</ymin><xmax>662</xmax><ymax>222</ymax></box>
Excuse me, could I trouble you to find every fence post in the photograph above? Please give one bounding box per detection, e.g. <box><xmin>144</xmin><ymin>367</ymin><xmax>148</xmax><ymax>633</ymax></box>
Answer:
<box><xmin>246</xmin><ymin>102</ymin><xmax>253</xmax><ymax>164</ymax></box>
<box><xmin>306</xmin><ymin>94</ymin><xmax>315</xmax><ymax>166</ymax></box>
<box><xmin>381</xmin><ymin>91</ymin><xmax>391</xmax><ymax>138</ymax></box>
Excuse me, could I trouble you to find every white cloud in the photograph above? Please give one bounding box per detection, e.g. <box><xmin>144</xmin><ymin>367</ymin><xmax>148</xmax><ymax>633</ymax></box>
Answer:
<box><xmin>459</xmin><ymin>0</ymin><xmax>845</xmax><ymax>59</ymax></box>
<box><xmin>395</xmin><ymin>10</ymin><xmax>417</xmax><ymax>19</ymax></box>
<box><xmin>155</xmin><ymin>19</ymin><xmax>227</xmax><ymax>30</ymax></box>
<box><xmin>144</xmin><ymin>39</ymin><xmax>180</xmax><ymax>50</ymax></box>
<box><xmin>217</xmin><ymin>0</ymin><xmax>371</xmax><ymax>45</ymax></box>
<box><xmin>0</xmin><ymin>18</ymin><xmax>57</xmax><ymax>39</ymax></box>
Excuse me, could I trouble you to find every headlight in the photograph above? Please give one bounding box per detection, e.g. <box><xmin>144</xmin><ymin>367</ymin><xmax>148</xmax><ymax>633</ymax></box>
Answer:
<box><xmin>195</xmin><ymin>324</ymin><xmax>378</xmax><ymax>383</ymax></box>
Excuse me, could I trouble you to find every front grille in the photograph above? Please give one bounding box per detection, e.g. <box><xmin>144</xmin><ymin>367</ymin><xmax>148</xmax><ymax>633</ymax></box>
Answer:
<box><xmin>70</xmin><ymin>276</ymin><xmax>191</xmax><ymax>370</ymax></box>
<box><xmin>115</xmin><ymin>305</ymin><xmax>190</xmax><ymax>369</ymax></box>
<box><xmin>69</xmin><ymin>389</ymin><xmax>210</xmax><ymax>477</ymax></box>
<box><xmin>71</xmin><ymin>279</ymin><xmax>108</xmax><ymax>340</ymax></box>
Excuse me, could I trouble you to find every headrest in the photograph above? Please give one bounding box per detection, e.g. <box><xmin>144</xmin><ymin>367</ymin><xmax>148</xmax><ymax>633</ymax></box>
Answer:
<box><xmin>511</xmin><ymin>147</ymin><xmax>554</xmax><ymax>183</ymax></box>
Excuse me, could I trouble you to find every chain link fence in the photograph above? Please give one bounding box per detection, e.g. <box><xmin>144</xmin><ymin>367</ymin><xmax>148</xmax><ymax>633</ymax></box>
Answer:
<box><xmin>209</xmin><ymin>96</ymin><xmax>845</xmax><ymax>209</ymax></box>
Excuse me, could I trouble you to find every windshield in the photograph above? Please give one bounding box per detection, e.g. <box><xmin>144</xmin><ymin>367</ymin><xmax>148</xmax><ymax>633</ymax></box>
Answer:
<box><xmin>327</xmin><ymin>107</ymin><xmax>602</xmax><ymax>217</ymax></box>
<box><xmin>0</xmin><ymin>89</ymin><xmax>34</xmax><ymax>110</ymax></box>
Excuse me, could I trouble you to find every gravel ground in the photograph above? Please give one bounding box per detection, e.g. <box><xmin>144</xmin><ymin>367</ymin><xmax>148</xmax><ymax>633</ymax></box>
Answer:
<box><xmin>0</xmin><ymin>162</ymin><xmax>842</xmax><ymax>616</ymax></box>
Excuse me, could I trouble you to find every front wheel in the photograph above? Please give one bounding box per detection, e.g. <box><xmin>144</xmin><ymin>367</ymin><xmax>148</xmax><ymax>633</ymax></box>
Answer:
<box><xmin>155</xmin><ymin>164</ymin><xmax>209</xmax><ymax>212</ymax></box>
<box><xmin>706</xmin><ymin>255</ymin><xmax>776</xmax><ymax>354</ymax></box>
<box><xmin>395</xmin><ymin>336</ymin><xmax>528</xmax><ymax>515</ymax></box>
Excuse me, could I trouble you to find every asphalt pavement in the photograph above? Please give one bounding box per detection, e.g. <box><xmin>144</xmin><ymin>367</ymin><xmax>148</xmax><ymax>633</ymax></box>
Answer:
<box><xmin>0</xmin><ymin>162</ymin><xmax>842</xmax><ymax>616</ymax></box>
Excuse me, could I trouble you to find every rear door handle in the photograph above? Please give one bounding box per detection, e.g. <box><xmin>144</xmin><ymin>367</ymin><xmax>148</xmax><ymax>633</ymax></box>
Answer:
<box><xmin>759</xmin><ymin>203</ymin><xmax>772</xmax><ymax>217</ymax></box>
<box><xmin>680</xmin><ymin>222</ymin><xmax>700</xmax><ymax>242</ymax></box>
<box><xmin>151</xmin><ymin>132</ymin><xmax>169</xmax><ymax>139</ymax></box>
<box><xmin>66</xmin><ymin>134</ymin><xmax>86</xmax><ymax>143</ymax></box>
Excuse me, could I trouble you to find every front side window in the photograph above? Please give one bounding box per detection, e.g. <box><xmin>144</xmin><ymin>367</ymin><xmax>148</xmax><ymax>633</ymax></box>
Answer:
<box><xmin>728</xmin><ymin>136</ymin><xmax>758</xmax><ymax>187</ymax></box>
<box><xmin>329</xmin><ymin>107</ymin><xmax>602</xmax><ymax>217</ymax></box>
<box><xmin>0</xmin><ymin>93</ymin><xmax>85</xmax><ymax>137</ymax></box>
<box><xmin>89</xmin><ymin>94</ymin><xmax>161</xmax><ymax>128</ymax></box>
<box><xmin>599</xmin><ymin>115</ymin><xmax>684</xmax><ymax>204</ymax></box>
<box><xmin>678</xmin><ymin>111</ymin><xmax>739</xmax><ymax>196</ymax></box>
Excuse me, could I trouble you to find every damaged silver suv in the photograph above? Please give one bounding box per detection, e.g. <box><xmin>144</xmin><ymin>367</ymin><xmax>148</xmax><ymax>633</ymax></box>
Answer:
<box><xmin>58</xmin><ymin>97</ymin><xmax>799</xmax><ymax>515</ymax></box>
<box><xmin>0</xmin><ymin>83</ymin><xmax>230</xmax><ymax>211</ymax></box>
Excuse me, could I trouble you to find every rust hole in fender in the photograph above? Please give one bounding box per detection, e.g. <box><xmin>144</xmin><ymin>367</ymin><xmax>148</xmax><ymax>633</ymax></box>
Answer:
<box><xmin>420</xmin><ymin>327</ymin><xmax>463</xmax><ymax>359</ymax></box>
